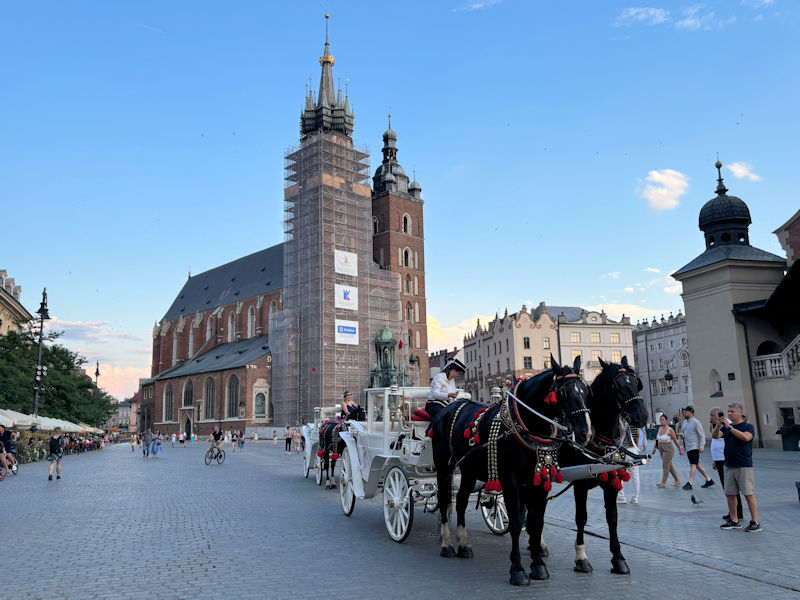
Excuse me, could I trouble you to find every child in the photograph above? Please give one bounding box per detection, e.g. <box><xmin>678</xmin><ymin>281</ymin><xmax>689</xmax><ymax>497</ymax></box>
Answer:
<box><xmin>48</xmin><ymin>427</ymin><xmax>64</xmax><ymax>480</ymax></box>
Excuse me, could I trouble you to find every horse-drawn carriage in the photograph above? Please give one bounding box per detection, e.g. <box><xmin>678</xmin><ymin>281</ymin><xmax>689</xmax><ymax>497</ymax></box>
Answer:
<box><xmin>334</xmin><ymin>385</ymin><xmax>512</xmax><ymax>542</ymax></box>
<box><xmin>301</xmin><ymin>405</ymin><xmax>342</xmax><ymax>484</ymax></box>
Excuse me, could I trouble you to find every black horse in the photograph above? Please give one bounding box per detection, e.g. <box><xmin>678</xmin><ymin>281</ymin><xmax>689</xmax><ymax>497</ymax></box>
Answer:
<box><xmin>431</xmin><ymin>355</ymin><xmax>592</xmax><ymax>586</ymax></box>
<box><xmin>558</xmin><ymin>356</ymin><xmax>649</xmax><ymax>575</ymax></box>
<box><xmin>317</xmin><ymin>420</ymin><xmax>345</xmax><ymax>490</ymax></box>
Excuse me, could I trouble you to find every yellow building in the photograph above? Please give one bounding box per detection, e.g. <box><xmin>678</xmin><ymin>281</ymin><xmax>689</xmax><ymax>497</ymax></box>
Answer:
<box><xmin>0</xmin><ymin>270</ymin><xmax>33</xmax><ymax>335</ymax></box>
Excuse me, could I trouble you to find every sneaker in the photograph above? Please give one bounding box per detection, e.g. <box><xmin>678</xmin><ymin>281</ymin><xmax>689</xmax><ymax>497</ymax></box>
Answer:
<box><xmin>56</xmin><ymin>475</ymin><xmax>61</xmax><ymax>480</ymax></box>
<box><xmin>701</xmin><ymin>480</ymin><xmax>715</xmax><ymax>488</ymax></box>
<box><xmin>616</xmin><ymin>496</ymin><xmax>627</xmax><ymax>504</ymax></box>
<box><xmin>11</xmin><ymin>465</ymin><xmax>17</xmax><ymax>474</ymax></box>
<box><xmin>682</xmin><ymin>482</ymin><xmax>693</xmax><ymax>490</ymax></box>
<box><xmin>722</xmin><ymin>514</ymin><xmax>731</xmax><ymax>520</ymax></box>
<box><xmin>745</xmin><ymin>521</ymin><xmax>762</xmax><ymax>533</ymax></box>
<box><xmin>48</xmin><ymin>475</ymin><xmax>53</xmax><ymax>481</ymax></box>
<box><xmin>630</xmin><ymin>497</ymin><xmax>639</xmax><ymax>504</ymax></box>
<box><xmin>720</xmin><ymin>520</ymin><xmax>742</xmax><ymax>529</ymax></box>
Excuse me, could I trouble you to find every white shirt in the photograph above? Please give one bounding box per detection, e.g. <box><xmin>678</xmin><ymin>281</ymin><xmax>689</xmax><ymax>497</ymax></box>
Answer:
<box><xmin>428</xmin><ymin>372</ymin><xmax>456</xmax><ymax>406</ymax></box>
<box><xmin>710</xmin><ymin>437</ymin><xmax>725</xmax><ymax>461</ymax></box>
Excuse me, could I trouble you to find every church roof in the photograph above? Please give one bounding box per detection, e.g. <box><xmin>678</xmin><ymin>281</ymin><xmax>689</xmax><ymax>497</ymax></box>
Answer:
<box><xmin>153</xmin><ymin>335</ymin><xmax>271</xmax><ymax>381</ymax></box>
<box><xmin>673</xmin><ymin>244</ymin><xmax>785</xmax><ymax>277</ymax></box>
<box><xmin>161</xmin><ymin>243</ymin><xmax>283</xmax><ymax>323</ymax></box>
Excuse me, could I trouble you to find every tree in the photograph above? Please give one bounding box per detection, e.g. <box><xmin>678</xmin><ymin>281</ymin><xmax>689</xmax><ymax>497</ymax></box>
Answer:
<box><xmin>0</xmin><ymin>330</ymin><xmax>116</xmax><ymax>427</ymax></box>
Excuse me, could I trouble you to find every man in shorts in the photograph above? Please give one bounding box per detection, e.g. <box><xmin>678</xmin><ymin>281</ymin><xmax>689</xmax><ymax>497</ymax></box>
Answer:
<box><xmin>209</xmin><ymin>425</ymin><xmax>224</xmax><ymax>458</ymax></box>
<box><xmin>714</xmin><ymin>402</ymin><xmax>761</xmax><ymax>532</ymax></box>
<box><xmin>48</xmin><ymin>427</ymin><xmax>64</xmax><ymax>480</ymax></box>
<box><xmin>680</xmin><ymin>406</ymin><xmax>714</xmax><ymax>490</ymax></box>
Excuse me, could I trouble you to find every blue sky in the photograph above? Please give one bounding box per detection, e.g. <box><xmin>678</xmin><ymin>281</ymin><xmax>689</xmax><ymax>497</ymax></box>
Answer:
<box><xmin>3</xmin><ymin>1</ymin><xmax>798</xmax><ymax>399</ymax></box>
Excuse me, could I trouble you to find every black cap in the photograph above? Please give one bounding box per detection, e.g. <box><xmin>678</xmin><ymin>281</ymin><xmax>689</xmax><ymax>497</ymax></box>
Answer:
<box><xmin>684</xmin><ymin>406</ymin><xmax>694</xmax><ymax>413</ymax></box>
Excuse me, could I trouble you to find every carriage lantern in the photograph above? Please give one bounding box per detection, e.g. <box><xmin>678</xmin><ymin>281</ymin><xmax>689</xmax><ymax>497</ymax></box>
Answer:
<box><xmin>490</xmin><ymin>387</ymin><xmax>503</xmax><ymax>404</ymax></box>
<box><xmin>388</xmin><ymin>384</ymin><xmax>401</xmax><ymax>410</ymax></box>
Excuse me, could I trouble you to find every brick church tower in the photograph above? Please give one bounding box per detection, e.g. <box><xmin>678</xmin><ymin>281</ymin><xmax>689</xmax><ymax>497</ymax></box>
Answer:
<box><xmin>372</xmin><ymin>118</ymin><xmax>430</xmax><ymax>385</ymax></box>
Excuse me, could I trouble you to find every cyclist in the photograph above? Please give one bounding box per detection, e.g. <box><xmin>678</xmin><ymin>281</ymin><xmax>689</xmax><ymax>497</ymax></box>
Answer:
<box><xmin>208</xmin><ymin>425</ymin><xmax>224</xmax><ymax>459</ymax></box>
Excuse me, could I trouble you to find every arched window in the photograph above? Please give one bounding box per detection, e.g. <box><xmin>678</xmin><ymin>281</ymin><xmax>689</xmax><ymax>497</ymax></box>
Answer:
<box><xmin>403</xmin><ymin>248</ymin><xmax>411</xmax><ymax>267</ymax></box>
<box><xmin>405</xmin><ymin>275</ymin><xmax>412</xmax><ymax>294</ymax></box>
<box><xmin>756</xmin><ymin>341</ymin><xmax>781</xmax><ymax>355</ymax></box>
<box><xmin>164</xmin><ymin>383</ymin><xmax>174</xmax><ymax>422</ymax></box>
<box><xmin>709</xmin><ymin>369</ymin><xmax>723</xmax><ymax>397</ymax></box>
<box><xmin>239</xmin><ymin>401</ymin><xmax>246</xmax><ymax>419</ymax></box>
<box><xmin>414</xmin><ymin>302</ymin><xmax>419</xmax><ymax>323</ymax></box>
<box><xmin>228</xmin><ymin>312</ymin><xmax>235</xmax><ymax>343</ymax></box>
<box><xmin>227</xmin><ymin>374</ymin><xmax>239</xmax><ymax>418</ymax></box>
<box><xmin>183</xmin><ymin>379</ymin><xmax>193</xmax><ymax>407</ymax></box>
<box><xmin>373</xmin><ymin>217</ymin><xmax>379</xmax><ymax>234</ymax></box>
<box><xmin>204</xmin><ymin>377</ymin><xmax>215</xmax><ymax>421</ymax></box>
<box><xmin>415</xmin><ymin>330</ymin><xmax>421</xmax><ymax>348</ymax></box>
<box><xmin>270</xmin><ymin>300</ymin><xmax>277</xmax><ymax>315</ymax></box>
<box><xmin>408</xmin><ymin>330</ymin><xmax>413</xmax><ymax>348</ymax></box>
<box><xmin>406</xmin><ymin>303</ymin><xmax>413</xmax><ymax>322</ymax></box>
<box><xmin>172</xmin><ymin>335</ymin><xmax>178</xmax><ymax>365</ymax></box>
<box><xmin>188</xmin><ymin>328</ymin><xmax>194</xmax><ymax>358</ymax></box>
<box><xmin>414</xmin><ymin>276</ymin><xmax>419</xmax><ymax>295</ymax></box>
<box><xmin>248</xmin><ymin>306</ymin><xmax>256</xmax><ymax>338</ymax></box>
<box><xmin>206</xmin><ymin>318</ymin><xmax>213</xmax><ymax>341</ymax></box>
<box><xmin>402</xmin><ymin>214</ymin><xmax>411</xmax><ymax>234</ymax></box>
<box><xmin>255</xmin><ymin>393</ymin><xmax>266</xmax><ymax>417</ymax></box>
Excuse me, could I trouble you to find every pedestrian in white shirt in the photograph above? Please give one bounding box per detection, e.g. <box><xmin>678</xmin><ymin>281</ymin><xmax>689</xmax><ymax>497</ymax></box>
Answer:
<box><xmin>617</xmin><ymin>426</ymin><xmax>647</xmax><ymax>504</ymax></box>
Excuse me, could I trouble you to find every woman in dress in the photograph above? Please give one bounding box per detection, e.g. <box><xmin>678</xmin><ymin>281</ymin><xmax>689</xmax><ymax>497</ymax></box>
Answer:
<box><xmin>651</xmin><ymin>413</ymin><xmax>682</xmax><ymax>487</ymax></box>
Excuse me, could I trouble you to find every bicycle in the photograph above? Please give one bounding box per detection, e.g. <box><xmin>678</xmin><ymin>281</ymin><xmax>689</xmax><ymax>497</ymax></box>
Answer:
<box><xmin>204</xmin><ymin>446</ymin><xmax>225</xmax><ymax>465</ymax></box>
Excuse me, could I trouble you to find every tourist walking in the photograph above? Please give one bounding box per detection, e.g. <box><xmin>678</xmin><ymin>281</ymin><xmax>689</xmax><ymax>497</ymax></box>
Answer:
<box><xmin>143</xmin><ymin>429</ymin><xmax>153</xmax><ymax>459</ymax></box>
<box><xmin>713</xmin><ymin>404</ymin><xmax>760</xmax><ymax>531</ymax></box>
<box><xmin>272</xmin><ymin>430</ymin><xmax>278</xmax><ymax>446</ymax></box>
<box><xmin>178</xmin><ymin>431</ymin><xmax>185</xmax><ymax>447</ymax></box>
<box><xmin>130</xmin><ymin>434</ymin><xmax>137</xmax><ymax>452</ymax></box>
<box><xmin>285</xmin><ymin>427</ymin><xmax>292</xmax><ymax>454</ymax></box>
<box><xmin>292</xmin><ymin>428</ymin><xmax>302</xmax><ymax>454</ymax></box>
<box><xmin>47</xmin><ymin>427</ymin><xmax>64</xmax><ymax>480</ymax></box>
<box><xmin>680</xmin><ymin>406</ymin><xmax>714</xmax><ymax>490</ymax></box>
<box><xmin>617</xmin><ymin>425</ymin><xmax>646</xmax><ymax>504</ymax></box>
<box><xmin>171</xmin><ymin>432</ymin><xmax>176</xmax><ymax>448</ymax></box>
<box><xmin>652</xmin><ymin>413</ymin><xmax>682</xmax><ymax>487</ymax></box>
<box><xmin>238</xmin><ymin>431</ymin><xmax>245</xmax><ymax>452</ymax></box>
<box><xmin>231</xmin><ymin>431</ymin><xmax>237</xmax><ymax>453</ymax></box>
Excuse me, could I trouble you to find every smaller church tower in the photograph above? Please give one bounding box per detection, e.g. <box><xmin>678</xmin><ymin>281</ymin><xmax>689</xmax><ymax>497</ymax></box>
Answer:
<box><xmin>372</xmin><ymin>117</ymin><xmax>429</xmax><ymax>385</ymax></box>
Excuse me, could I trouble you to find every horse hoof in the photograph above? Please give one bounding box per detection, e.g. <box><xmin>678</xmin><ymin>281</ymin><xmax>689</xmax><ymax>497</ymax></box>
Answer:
<box><xmin>610</xmin><ymin>559</ymin><xmax>630</xmax><ymax>575</ymax></box>
<box><xmin>509</xmin><ymin>571</ymin><xmax>530</xmax><ymax>586</ymax></box>
<box><xmin>574</xmin><ymin>559</ymin><xmax>593</xmax><ymax>573</ymax></box>
<box><xmin>440</xmin><ymin>546</ymin><xmax>456</xmax><ymax>558</ymax></box>
<box><xmin>541</xmin><ymin>545</ymin><xmax>550</xmax><ymax>558</ymax></box>
<box><xmin>456</xmin><ymin>545</ymin><xmax>473</xmax><ymax>559</ymax></box>
<box><xmin>529</xmin><ymin>565</ymin><xmax>549</xmax><ymax>580</ymax></box>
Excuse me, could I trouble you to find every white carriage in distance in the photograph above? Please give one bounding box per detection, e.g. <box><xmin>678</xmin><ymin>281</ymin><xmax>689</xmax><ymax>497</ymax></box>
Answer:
<box><xmin>332</xmin><ymin>385</ymin><xmax>511</xmax><ymax>542</ymax></box>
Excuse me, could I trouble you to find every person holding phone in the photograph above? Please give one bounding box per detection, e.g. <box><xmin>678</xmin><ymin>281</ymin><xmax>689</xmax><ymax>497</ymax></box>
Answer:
<box><xmin>710</xmin><ymin>407</ymin><xmax>743</xmax><ymax>522</ymax></box>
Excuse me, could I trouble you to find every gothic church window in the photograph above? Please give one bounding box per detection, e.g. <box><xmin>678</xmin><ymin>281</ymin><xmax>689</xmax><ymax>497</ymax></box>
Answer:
<box><xmin>206</xmin><ymin>318</ymin><xmax>213</xmax><ymax>341</ymax></box>
<box><xmin>255</xmin><ymin>393</ymin><xmax>266</xmax><ymax>417</ymax></box>
<box><xmin>183</xmin><ymin>379</ymin><xmax>193</xmax><ymax>407</ymax></box>
<box><xmin>228</xmin><ymin>312</ymin><xmax>235</xmax><ymax>343</ymax></box>
<box><xmin>164</xmin><ymin>383</ymin><xmax>174</xmax><ymax>422</ymax></box>
<box><xmin>248</xmin><ymin>306</ymin><xmax>256</xmax><ymax>338</ymax></box>
<box><xmin>402</xmin><ymin>214</ymin><xmax>411</xmax><ymax>234</ymax></box>
<box><xmin>205</xmin><ymin>377</ymin><xmax>215</xmax><ymax>421</ymax></box>
<box><xmin>405</xmin><ymin>275</ymin><xmax>412</xmax><ymax>294</ymax></box>
<box><xmin>227</xmin><ymin>374</ymin><xmax>239</xmax><ymax>418</ymax></box>
<box><xmin>188</xmin><ymin>327</ymin><xmax>194</xmax><ymax>357</ymax></box>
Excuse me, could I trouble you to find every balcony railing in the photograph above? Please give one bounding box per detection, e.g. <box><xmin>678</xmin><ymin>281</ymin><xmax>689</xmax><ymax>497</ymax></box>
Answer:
<box><xmin>752</xmin><ymin>334</ymin><xmax>800</xmax><ymax>381</ymax></box>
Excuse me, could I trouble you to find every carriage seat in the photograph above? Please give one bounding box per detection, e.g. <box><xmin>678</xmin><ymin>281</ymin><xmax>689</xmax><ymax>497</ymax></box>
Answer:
<box><xmin>411</xmin><ymin>409</ymin><xmax>431</xmax><ymax>422</ymax></box>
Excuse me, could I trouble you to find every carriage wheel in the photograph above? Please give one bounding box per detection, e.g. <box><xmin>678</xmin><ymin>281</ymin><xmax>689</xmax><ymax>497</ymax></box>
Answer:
<box><xmin>315</xmin><ymin>455</ymin><xmax>324</xmax><ymax>486</ymax></box>
<box><xmin>383</xmin><ymin>466</ymin><xmax>414</xmax><ymax>542</ymax></box>
<box><xmin>480</xmin><ymin>492</ymin><xmax>510</xmax><ymax>535</ymax></box>
<box><xmin>303</xmin><ymin>450</ymin><xmax>310</xmax><ymax>478</ymax></box>
<box><xmin>339</xmin><ymin>448</ymin><xmax>356</xmax><ymax>516</ymax></box>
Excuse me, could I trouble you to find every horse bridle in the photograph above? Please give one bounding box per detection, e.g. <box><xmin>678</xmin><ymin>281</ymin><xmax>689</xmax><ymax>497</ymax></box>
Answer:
<box><xmin>609</xmin><ymin>368</ymin><xmax>643</xmax><ymax>424</ymax></box>
<box><xmin>550</xmin><ymin>373</ymin><xmax>592</xmax><ymax>426</ymax></box>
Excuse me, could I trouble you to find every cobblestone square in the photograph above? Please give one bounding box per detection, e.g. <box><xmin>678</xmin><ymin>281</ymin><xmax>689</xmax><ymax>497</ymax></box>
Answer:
<box><xmin>6</xmin><ymin>441</ymin><xmax>799</xmax><ymax>599</ymax></box>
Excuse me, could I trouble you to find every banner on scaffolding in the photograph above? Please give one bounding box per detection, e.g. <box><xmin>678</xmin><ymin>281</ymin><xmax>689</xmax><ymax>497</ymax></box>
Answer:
<box><xmin>334</xmin><ymin>284</ymin><xmax>358</xmax><ymax>310</ymax></box>
<box><xmin>334</xmin><ymin>249</ymin><xmax>358</xmax><ymax>277</ymax></box>
<box><xmin>335</xmin><ymin>319</ymin><xmax>359</xmax><ymax>345</ymax></box>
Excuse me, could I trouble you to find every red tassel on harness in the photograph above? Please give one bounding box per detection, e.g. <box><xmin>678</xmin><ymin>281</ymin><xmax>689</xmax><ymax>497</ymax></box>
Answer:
<box><xmin>543</xmin><ymin>479</ymin><xmax>552</xmax><ymax>492</ymax></box>
<box><xmin>331</xmin><ymin>453</ymin><xmax>339</xmax><ymax>461</ymax></box>
<box><xmin>464</xmin><ymin>429</ymin><xmax>471</xmax><ymax>439</ymax></box>
<box><xmin>549</xmin><ymin>466</ymin><xmax>557</xmax><ymax>479</ymax></box>
<box><xmin>473</xmin><ymin>434</ymin><xmax>480</xmax><ymax>445</ymax></box>
<box><xmin>611</xmin><ymin>478</ymin><xmax>623</xmax><ymax>491</ymax></box>
<box><xmin>620</xmin><ymin>470</ymin><xmax>631</xmax><ymax>482</ymax></box>
<box><xmin>427</xmin><ymin>429</ymin><xmax>434</xmax><ymax>438</ymax></box>
<box><xmin>544</xmin><ymin>391</ymin><xmax>558</xmax><ymax>405</ymax></box>
<box><xmin>533</xmin><ymin>473</ymin><xmax>541</xmax><ymax>486</ymax></box>
<box><xmin>598</xmin><ymin>472</ymin><xmax>608</xmax><ymax>482</ymax></box>
<box><xmin>486</xmin><ymin>479</ymin><xmax>502</xmax><ymax>492</ymax></box>
<box><xmin>555</xmin><ymin>471</ymin><xmax>563</xmax><ymax>484</ymax></box>
<box><xmin>542</xmin><ymin>466</ymin><xmax>550</xmax><ymax>479</ymax></box>
<box><xmin>317</xmin><ymin>450</ymin><xmax>324</xmax><ymax>458</ymax></box>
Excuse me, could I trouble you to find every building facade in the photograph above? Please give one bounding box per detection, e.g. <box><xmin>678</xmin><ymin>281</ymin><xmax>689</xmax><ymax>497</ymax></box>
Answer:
<box><xmin>673</xmin><ymin>162</ymin><xmax>799</xmax><ymax>448</ymax></box>
<box><xmin>463</xmin><ymin>302</ymin><xmax>634</xmax><ymax>402</ymax></box>
<box><xmin>0</xmin><ymin>270</ymin><xmax>32</xmax><ymax>336</ymax></box>
<box><xmin>633</xmin><ymin>313</ymin><xmax>691</xmax><ymax>422</ymax></box>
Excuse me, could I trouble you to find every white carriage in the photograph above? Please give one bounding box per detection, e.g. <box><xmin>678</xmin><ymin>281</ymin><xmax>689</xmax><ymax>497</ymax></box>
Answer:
<box><xmin>336</xmin><ymin>385</ymin><xmax>511</xmax><ymax>542</ymax></box>
<box><xmin>302</xmin><ymin>405</ymin><xmax>342</xmax><ymax>485</ymax></box>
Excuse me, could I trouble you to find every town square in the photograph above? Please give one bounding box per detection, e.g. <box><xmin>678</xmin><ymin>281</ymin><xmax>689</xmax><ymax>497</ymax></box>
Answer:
<box><xmin>2</xmin><ymin>2</ymin><xmax>799</xmax><ymax>599</ymax></box>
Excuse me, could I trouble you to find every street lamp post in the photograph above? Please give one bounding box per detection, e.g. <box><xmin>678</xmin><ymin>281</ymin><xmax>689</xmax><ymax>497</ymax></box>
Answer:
<box><xmin>664</xmin><ymin>369</ymin><xmax>674</xmax><ymax>392</ymax></box>
<box><xmin>32</xmin><ymin>288</ymin><xmax>50</xmax><ymax>430</ymax></box>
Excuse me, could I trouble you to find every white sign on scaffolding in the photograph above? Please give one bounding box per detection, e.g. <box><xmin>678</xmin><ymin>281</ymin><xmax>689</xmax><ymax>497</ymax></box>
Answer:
<box><xmin>334</xmin><ymin>249</ymin><xmax>358</xmax><ymax>277</ymax></box>
<box><xmin>335</xmin><ymin>319</ymin><xmax>359</xmax><ymax>345</ymax></box>
<box><xmin>334</xmin><ymin>284</ymin><xmax>358</xmax><ymax>311</ymax></box>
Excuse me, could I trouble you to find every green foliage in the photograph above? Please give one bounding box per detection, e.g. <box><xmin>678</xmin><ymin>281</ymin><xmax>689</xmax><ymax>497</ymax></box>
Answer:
<box><xmin>0</xmin><ymin>331</ymin><xmax>116</xmax><ymax>427</ymax></box>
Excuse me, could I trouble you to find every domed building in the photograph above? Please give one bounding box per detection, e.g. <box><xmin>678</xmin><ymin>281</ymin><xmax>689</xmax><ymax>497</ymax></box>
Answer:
<box><xmin>673</xmin><ymin>162</ymin><xmax>799</xmax><ymax>449</ymax></box>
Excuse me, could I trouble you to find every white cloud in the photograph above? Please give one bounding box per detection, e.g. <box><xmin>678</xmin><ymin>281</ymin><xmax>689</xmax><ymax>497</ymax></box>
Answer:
<box><xmin>602</xmin><ymin>271</ymin><xmax>621</xmax><ymax>279</ymax></box>
<box><xmin>727</xmin><ymin>162</ymin><xmax>762</xmax><ymax>181</ymax></box>
<box><xmin>644</xmin><ymin>267</ymin><xmax>661</xmax><ymax>273</ymax></box>
<box><xmin>741</xmin><ymin>0</ymin><xmax>773</xmax><ymax>7</ymax></box>
<box><xmin>453</xmin><ymin>0</ymin><xmax>502</xmax><ymax>12</ymax></box>
<box><xmin>624</xmin><ymin>287</ymin><xmax>635</xmax><ymax>293</ymax></box>
<box><xmin>638</xmin><ymin>168</ymin><xmax>689</xmax><ymax>211</ymax></box>
<box><xmin>664</xmin><ymin>284</ymin><xmax>682</xmax><ymax>294</ymax></box>
<box><xmin>614</xmin><ymin>7</ymin><xmax>671</xmax><ymax>26</ymax></box>
<box><xmin>427</xmin><ymin>313</ymin><xmax>493</xmax><ymax>352</ymax></box>
<box><xmin>676</xmin><ymin>5</ymin><xmax>715</xmax><ymax>30</ymax></box>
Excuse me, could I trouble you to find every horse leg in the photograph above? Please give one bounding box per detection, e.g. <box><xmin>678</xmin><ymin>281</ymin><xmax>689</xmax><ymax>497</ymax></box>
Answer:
<box><xmin>455</xmin><ymin>472</ymin><xmax>475</xmax><ymax>558</ymax></box>
<box><xmin>525</xmin><ymin>487</ymin><xmax>549</xmax><ymax>581</ymax></box>
<box><xmin>436</xmin><ymin>470</ymin><xmax>456</xmax><ymax>558</ymax></box>
<box><xmin>604</xmin><ymin>484</ymin><xmax>630</xmax><ymax>574</ymax></box>
<box><xmin>327</xmin><ymin>458</ymin><xmax>337</xmax><ymax>489</ymax></box>
<box><xmin>503</xmin><ymin>475</ymin><xmax>529</xmax><ymax>586</ymax></box>
<box><xmin>573</xmin><ymin>483</ymin><xmax>593</xmax><ymax>573</ymax></box>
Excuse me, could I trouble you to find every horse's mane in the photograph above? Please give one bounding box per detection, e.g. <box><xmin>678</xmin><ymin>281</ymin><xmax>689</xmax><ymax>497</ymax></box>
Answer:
<box><xmin>515</xmin><ymin>368</ymin><xmax>556</xmax><ymax>402</ymax></box>
<box><xmin>590</xmin><ymin>362</ymin><xmax>623</xmax><ymax>394</ymax></box>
